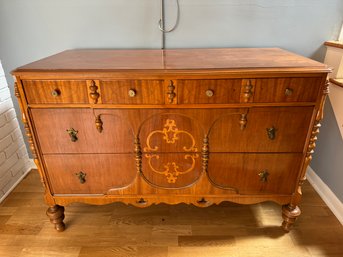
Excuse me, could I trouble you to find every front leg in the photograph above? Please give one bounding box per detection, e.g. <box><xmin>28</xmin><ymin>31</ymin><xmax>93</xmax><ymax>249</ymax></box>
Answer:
<box><xmin>46</xmin><ymin>205</ymin><xmax>65</xmax><ymax>232</ymax></box>
<box><xmin>281</xmin><ymin>204</ymin><xmax>301</xmax><ymax>232</ymax></box>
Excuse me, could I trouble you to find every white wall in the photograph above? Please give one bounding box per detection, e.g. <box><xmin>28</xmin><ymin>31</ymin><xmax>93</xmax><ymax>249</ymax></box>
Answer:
<box><xmin>0</xmin><ymin>61</ymin><xmax>34</xmax><ymax>202</ymax></box>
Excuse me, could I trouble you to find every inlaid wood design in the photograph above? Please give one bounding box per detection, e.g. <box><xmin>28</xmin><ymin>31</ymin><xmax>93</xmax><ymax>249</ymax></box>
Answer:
<box><xmin>144</xmin><ymin>119</ymin><xmax>199</xmax><ymax>183</ymax></box>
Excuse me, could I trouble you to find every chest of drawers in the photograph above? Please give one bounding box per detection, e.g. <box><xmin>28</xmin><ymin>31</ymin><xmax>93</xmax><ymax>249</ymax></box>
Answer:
<box><xmin>12</xmin><ymin>48</ymin><xmax>330</xmax><ymax>232</ymax></box>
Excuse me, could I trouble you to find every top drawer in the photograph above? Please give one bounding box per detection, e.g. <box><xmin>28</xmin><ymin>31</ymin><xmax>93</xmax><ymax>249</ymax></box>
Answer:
<box><xmin>23</xmin><ymin>80</ymin><xmax>89</xmax><ymax>104</ymax></box>
<box><xmin>176</xmin><ymin>77</ymin><xmax>322</xmax><ymax>104</ymax></box>
<box><xmin>177</xmin><ymin>79</ymin><xmax>241</xmax><ymax>104</ymax></box>
<box><xmin>251</xmin><ymin>77</ymin><xmax>322</xmax><ymax>103</ymax></box>
<box><xmin>100</xmin><ymin>80</ymin><xmax>164</xmax><ymax>104</ymax></box>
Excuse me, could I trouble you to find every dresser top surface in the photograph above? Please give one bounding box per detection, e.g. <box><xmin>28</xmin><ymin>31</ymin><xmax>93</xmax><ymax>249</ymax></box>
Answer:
<box><xmin>13</xmin><ymin>48</ymin><xmax>328</xmax><ymax>74</ymax></box>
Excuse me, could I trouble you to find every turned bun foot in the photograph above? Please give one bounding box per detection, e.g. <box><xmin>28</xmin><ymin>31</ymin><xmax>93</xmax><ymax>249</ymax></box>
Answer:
<box><xmin>281</xmin><ymin>204</ymin><xmax>301</xmax><ymax>232</ymax></box>
<box><xmin>46</xmin><ymin>205</ymin><xmax>66</xmax><ymax>232</ymax></box>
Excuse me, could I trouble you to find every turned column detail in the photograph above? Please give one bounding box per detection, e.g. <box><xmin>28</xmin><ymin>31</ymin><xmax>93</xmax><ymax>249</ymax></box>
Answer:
<box><xmin>281</xmin><ymin>80</ymin><xmax>329</xmax><ymax>232</ymax></box>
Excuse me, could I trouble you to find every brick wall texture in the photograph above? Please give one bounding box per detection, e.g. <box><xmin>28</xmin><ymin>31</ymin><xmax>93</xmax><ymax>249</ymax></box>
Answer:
<box><xmin>0</xmin><ymin>61</ymin><xmax>32</xmax><ymax>201</ymax></box>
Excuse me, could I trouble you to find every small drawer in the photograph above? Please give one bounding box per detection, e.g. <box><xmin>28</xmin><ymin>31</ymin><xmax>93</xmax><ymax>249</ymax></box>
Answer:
<box><xmin>100</xmin><ymin>80</ymin><xmax>164</xmax><ymax>104</ymax></box>
<box><xmin>207</xmin><ymin>153</ymin><xmax>302</xmax><ymax>194</ymax></box>
<box><xmin>30</xmin><ymin>108</ymin><xmax>134</xmax><ymax>154</ymax></box>
<box><xmin>252</xmin><ymin>77</ymin><xmax>322</xmax><ymax>103</ymax></box>
<box><xmin>177</xmin><ymin>79</ymin><xmax>241</xmax><ymax>104</ymax></box>
<box><xmin>44</xmin><ymin>154</ymin><xmax>136</xmax><ymax>194</ymax></box>
<box><xmin>23</xmin><ymin>80</ymin><xmax>89</xmax><ymax>104</ymax></box>
<box><xmin>208</xmin><ymin>106</ymin><xmax>313</xmax><ymax>153</ymax></box>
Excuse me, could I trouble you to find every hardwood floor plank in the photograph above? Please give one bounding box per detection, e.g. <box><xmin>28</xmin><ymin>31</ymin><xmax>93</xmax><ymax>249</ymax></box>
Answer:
<box><xmin>178</xmin><ymin>235</ymin><xmax>236</xmax><ymax>247</ymax></box>
<box><xmin>78</xmin><ymin>246</ymin><xmax>136</xmax><ymax>257</ymax></box>
<box><xmin>0</xmin><ymin>171</ymin><xmax>342</xmax><ymax>257</ymax></box>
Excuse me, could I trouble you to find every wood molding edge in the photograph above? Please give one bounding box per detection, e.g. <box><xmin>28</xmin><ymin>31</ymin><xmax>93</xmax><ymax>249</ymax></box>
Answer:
<box><xmin>307</xmin><ymin>166</ymin><xmax>343</xmax><ymax>225</ymax></box>
<box><xmin>329</xmin><ymin>78</ymin><xmax>343</xmax><ymax>88</ymax></box>
<box><xmin>325</xmin><ymin>41</ymin><xmax>343</xmax><ymax>49</ymax></box>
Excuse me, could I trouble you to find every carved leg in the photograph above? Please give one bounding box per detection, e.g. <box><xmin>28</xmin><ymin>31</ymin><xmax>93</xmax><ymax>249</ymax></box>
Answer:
<box><xmin>281</xmin><ymin>204</ymin><xmax>301</xmax><ymax>232</ymax></box>
<box><xmin>46</xmin><ymin>205</ymin><xmax>65</xmax><ymax>232</ymax></box>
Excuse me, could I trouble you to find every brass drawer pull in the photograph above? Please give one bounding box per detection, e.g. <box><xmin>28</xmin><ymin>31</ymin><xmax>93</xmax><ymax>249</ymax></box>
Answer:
<box><xmin>266</xmin><ymin>126</ymin><xmax>276</xmax><ymax>140</ymax></box>
<box><xmin>51</xmin><ymin>89</ymin><xmax>61</xmax><ymax>97</ymax></box>
<box><xmin>66</xmin><ymin>128</ymin><xmax>78</xmax><ymax>142</ymax></box>
<box><xmin>136</xmin><ymin>198</ymin><xmax>147</xmax><ymax>205</ymax></box>
<box><xmin>75</xmin><ymin>171</ymin><xmax>86</xmax><ymax>184</ymax></box>
<box><xmin>205</xmin><ymin>89</ymin><xmax>214</xmax><ymax>97</ymax></box>
<box><xmin>285</xmin><ymin>88</ymin><xmax>293</xmax><ymax>96</ymax></box>
<box><xmin>95</xmin><ymin>115</ymin><xmax>103</xmax><ymax>133</ymax></box>
<box><xmin>128</xmin><ymin>89</ymin><xmax>136</xmax><ymax>97</ymax></box>
<box><xmin>239</xmin><ymin>113</ymin><xmax>248</xmax><ymax>130</ymax></box>
<box><xmin>258</xmin><ymin>170</ymin><xmax>269</xmax><ymax>182</ymax></box>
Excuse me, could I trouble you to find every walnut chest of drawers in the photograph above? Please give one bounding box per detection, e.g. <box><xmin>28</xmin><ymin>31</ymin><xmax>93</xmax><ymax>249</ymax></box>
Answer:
<box><xmin>12</xmin><ymin>48</ymin><xmax>330</xmax><ymax>232</ymax></box>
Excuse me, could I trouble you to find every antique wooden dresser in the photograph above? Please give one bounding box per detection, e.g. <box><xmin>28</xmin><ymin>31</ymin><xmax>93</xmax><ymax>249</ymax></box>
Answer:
<box><xmin>12</xmin><ymin>48</ymin><xmax>330</xmax><ymax>232</ymax></box>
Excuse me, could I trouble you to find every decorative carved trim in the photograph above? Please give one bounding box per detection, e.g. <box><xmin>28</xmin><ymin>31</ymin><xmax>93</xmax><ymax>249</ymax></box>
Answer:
<box><xmin>289</xmin><ymin>79</ymin><xmax>330</xmax><ymax>216</ymax></box>
<box><xmin>89</xmin><ymin>80</ymin><xmax>100</xmax><ymax>104</ymax></box>
<box><xmin>167</xmin><ymin>80</ymin><xmax>176</xmax><ymax>104</ymax></box>
<box><xmin>202</xmin><ymin>136</ymin><xmax>209</xmax><ymax>173</ymax></box>
<box><xmin>22</xmin><ymin>113</ymin><xmax>37</xmax><ymax>159</ymax></box>
<box><xmin>95</xmin><ymin>115</ymin><xmax>103</xmax><ymax>133</ymax></box>
<box><xmin>239</xmin><ymin>113</ymin><xmax>247</xmax><ymax>130</ymax></box>
<box><xmin>134</xmin><ymin>136</ymin><xmax>142</xmax><ymax>174</ymax></box>
<box><xmin>14</xmin><ymin>82</ymin><xmax>20</xmax><ymax>98</ymax></box>
<box><xmin>143</xmin><ymin>119</ymin><xmax>199</xmax><ymax>183</ymax></box>
<box><xmin>241</xmin><ymin>79</ymin><xmax>255</xmax><ymax>103</ymax></box>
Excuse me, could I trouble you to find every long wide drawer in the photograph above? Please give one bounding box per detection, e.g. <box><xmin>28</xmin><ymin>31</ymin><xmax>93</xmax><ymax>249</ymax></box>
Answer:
<box><xmin>207</xmin><ymin>153</ymin><xmax>303</xmax><ymax>195</ymax></box>
<box><xmin>43</xmin><ymin>154</ymin><xmax>136</xmax><ymax>194</ymax></box>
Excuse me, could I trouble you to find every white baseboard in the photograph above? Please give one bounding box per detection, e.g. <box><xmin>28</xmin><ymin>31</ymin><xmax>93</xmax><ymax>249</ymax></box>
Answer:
<box><xmin>307</xmin><ymin>166</ymin><xmax>343</xmax><ymax>225</ymax></box>
<box><xmin>0</xmin><ymin>159</ymin><xmax>37</xmax><ymax>203</ymax></box>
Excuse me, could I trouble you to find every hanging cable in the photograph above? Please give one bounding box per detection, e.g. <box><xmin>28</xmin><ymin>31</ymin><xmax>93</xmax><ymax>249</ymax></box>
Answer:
<box><xmin>158</xmin><ymin>0</ymin><xmax>180</xmax><ymax>33</ymax></box>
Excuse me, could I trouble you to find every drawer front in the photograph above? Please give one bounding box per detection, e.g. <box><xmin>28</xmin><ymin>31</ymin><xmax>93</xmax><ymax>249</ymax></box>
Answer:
<box><xmin>207</xmin><ymin>153</ymin><xmax>302</xmax><ymax>194</ymax></box>
<box><xmin>177</xmin><ymin>79</ymin><xmax>241</xmax><ymax>104</ymax></box>
<box><xmin>44</xmin><ymin>154</ymin><xmax>136</xmax><ymax>194</ymax></box>
<box><xmin>100</xmin><ymin>80</ymin><xmax>165</xmax><ymax>104</ymax></box>
<box><xmin>23</xmin><ymin>80</ymin><xmax>89</xmax><ymax>104</ymax></box>
<box><xmin>252</xmin><ymin>77</ymin><xmax>321</xmax><ymax>103</ymax></box>
<box><xmin>31</xmin><ymin>109</ymin><xmax>134</xmax><ymax>154</ymax></box>
<box><xmin>209</xmin><ymin>106</ymin><xmax>313</xmax><ymax>153</ymax></box>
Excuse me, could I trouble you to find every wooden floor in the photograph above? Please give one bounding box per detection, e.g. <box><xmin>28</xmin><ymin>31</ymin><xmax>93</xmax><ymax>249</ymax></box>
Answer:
<box><xmin>0</xmin><ymin>170</ymin><xmax>343</xmax><ymax>257</ymax></box>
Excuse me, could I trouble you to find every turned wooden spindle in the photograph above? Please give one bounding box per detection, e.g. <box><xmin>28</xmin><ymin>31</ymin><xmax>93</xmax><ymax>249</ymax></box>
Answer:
<box><xmin>46</xmin><ymin>205</ymin><xmax>66</xmax><ymax>232</ymax></box>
